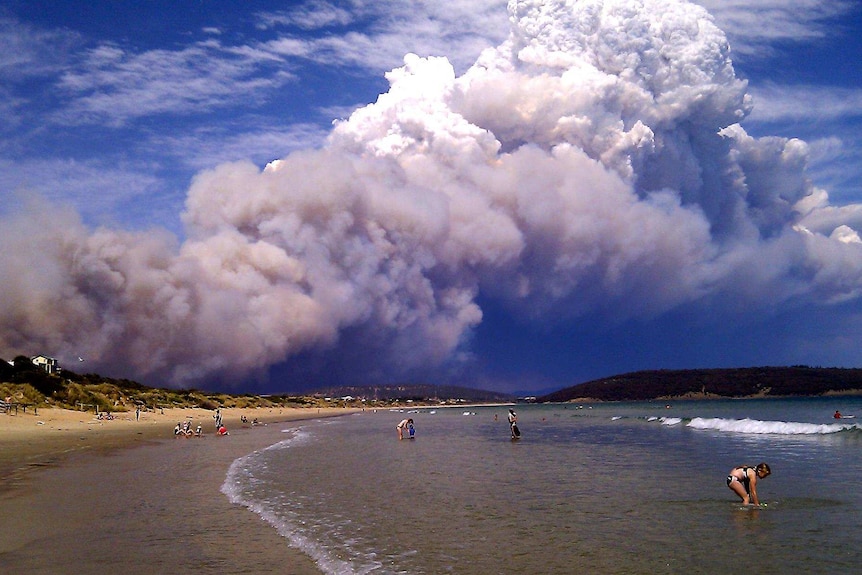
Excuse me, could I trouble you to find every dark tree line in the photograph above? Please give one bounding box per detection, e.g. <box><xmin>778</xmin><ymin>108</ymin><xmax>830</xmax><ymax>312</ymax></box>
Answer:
<box><xmin>538</xmin><ymin>366</ymin><xmax>862</xmax><ymax>402</ymax></box>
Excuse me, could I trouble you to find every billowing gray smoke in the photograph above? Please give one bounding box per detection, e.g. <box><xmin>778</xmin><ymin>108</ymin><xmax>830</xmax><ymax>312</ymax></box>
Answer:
<box><xmin>2</xmin><ymin>0</ymin><xmax>861</xmax><ymax>388</ymax></box>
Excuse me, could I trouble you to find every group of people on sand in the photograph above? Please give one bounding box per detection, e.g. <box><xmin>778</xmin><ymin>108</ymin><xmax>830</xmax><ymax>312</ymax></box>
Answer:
<box><xmin>175</xmin><ymin>408</ymin><xmax>275</xmax><ymax>438</ymax></box>
<box><xmin>174</xmin><ymin>408</ymin><xmax>266</xmax><ymax>437</ymax></box>
<box><xmin>174</xmin><ymin>420</ymin><xmax>203</xmax><ymax>437</ymax></box>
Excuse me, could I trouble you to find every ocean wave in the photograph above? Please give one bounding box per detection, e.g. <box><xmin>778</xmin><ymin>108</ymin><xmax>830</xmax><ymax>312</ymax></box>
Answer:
<box><xmin>641</xmin><ymin>415</ymin><xmax>683</xmax><ymax>425</ymax></box>
<box><xmin>687</xmin><ymin>417</ymin><xmax>859</xmax><ymax>435</ymax></box>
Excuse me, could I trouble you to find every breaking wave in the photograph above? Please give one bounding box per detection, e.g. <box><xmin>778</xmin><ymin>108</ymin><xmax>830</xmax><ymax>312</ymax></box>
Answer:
<box><xmin>687</xmin><ymin>417</ymin><xmax>859</xmax><ymax>435</ymax></box>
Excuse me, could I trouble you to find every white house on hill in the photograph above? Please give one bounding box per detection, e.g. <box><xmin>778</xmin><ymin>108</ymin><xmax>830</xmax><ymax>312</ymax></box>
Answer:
<box><xmin>31</xmin><ymin>355</ymin><xmax>61</xmax><ymax>375</ymax></box>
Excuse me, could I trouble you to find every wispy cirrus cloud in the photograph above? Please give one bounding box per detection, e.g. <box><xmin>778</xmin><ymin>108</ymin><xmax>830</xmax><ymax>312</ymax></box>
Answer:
<box><xmin>154</xmin><ymin>123</ymin><xmax>332</xmax><ymax>171</ymax></box>
<box><xmin>0</xmin><ymin>156</ymin><xmax>164</xmax><ymax>225</ymax></box>
<box><xmin>747</xmin><ymin>84</ymin><xmax>862</xmax><ymax>124</ymax></box>
<box><xmin>695</xmin><ymin>0</ymin><xmax>856</xmax><ymax>58</ymax></box>
<box><xmin>0</xmin><ymin>16</ymin><xmax>80</xmax><ymax>79</ymax></box>
<box><xmin>40</xmin><ymin>0</ymin><xmax>509</xmax><ymax>131</ymax></box>
<box><xmin>53</xmin><ymin>40</ymin><xmax>296</xmax><ymax>127</ymax></box>
<box><xmin>255</xmin><ymin>0</ymin><xmax>356</xmax><ymax>31</ymax></box>
<box><xmin>255</xmin><ymin>0</ymin><xmax>510</xmax><ymax>74</ymax></box>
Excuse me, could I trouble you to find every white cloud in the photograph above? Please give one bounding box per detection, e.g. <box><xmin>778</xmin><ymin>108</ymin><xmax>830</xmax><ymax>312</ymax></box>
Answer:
<box><xmin>747</xmin><ymin>84</ymin><xmax>862</xmax><ymax>124</ymax></box>
<box><xmin>256</xmin><ymin>0</ymin><xmax>510</xmax><ymax>74</ymax></box>
<box><xmin>24</xmin><ymin>1</ymin><xmax>508</xmax><ymax>131</ymax></box>
<box><xmin>53</xmin><ymin>41</ymin><xmax>296</xmax><ymax>126</ymax></box>
<box><xmin>154</xmin><ymin>123</ymin><xmax>331</xmax><ymax>171</ymax></box>
<box><xmin>694</xmin><ymin>0</ymin><xmax>856</xmax><ymax>58</ymax></box>
<box><xmin>256</xmin><ymin>1</ymin><xmax>355</xmax><ymax>31</ymax></box>
<box><xmin>0</xmin><ymin>16</ymin><xmax>80</xmax><ymax>79</ymax></box>
<box><xmin>3</xmin><ymin>0</ymin><xmax>862</xmax><ymax>389</ymax></box>
<box><xmin>0</xmin><ymin>157</ymin><xmax>164</xmax><ymax>228</ymax></box>
<box><xmin>742</xmin><ymin>84</ymin><xmax>862</xmax><ymax>207</ymax></box>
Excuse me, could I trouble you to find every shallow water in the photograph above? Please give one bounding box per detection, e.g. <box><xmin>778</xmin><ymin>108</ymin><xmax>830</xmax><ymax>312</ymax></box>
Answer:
<box><xmin>223</xmin><ymin>397</ymin><xmax>862</xmax><ymax>574</ymax></box>
<box><xmin>0</xmin><ymin>422</ymin><xmax>323</xmax><ymax>575</ymax></box>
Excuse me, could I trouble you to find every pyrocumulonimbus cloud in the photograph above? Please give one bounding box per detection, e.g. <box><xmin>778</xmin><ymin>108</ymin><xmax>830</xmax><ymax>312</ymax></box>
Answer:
<box><xmin>2</xmin><ymin>0</ymin><xmax>861</xmax><ymax>388</ymax></box>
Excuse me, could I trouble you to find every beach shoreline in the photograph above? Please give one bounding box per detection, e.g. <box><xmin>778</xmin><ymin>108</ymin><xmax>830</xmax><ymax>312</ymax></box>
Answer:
<box><xmin>0</xmin><ymin>405</ymin><xmax>362</xmax><ymax>574</ymax></box>
<box><xmin>0</xmin><ymin>405</ymin><xmax>354</xmax><ymax>481</ymax></box>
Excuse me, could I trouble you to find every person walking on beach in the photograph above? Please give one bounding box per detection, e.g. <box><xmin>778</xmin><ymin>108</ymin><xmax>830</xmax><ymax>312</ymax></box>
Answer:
<box><xmin>726</xmin><ymin>463</ymin><xmax>771</xmax><ymax>506</ymax></box>
<box><xmin>213</xmin><ymin>408</ymin><xmax>222</xmax><ymax>431</ymax></box>
<box><xmin>397</xmin><ymin>418</ymin><xmax>413</xmax><ymax>440</ymax></box>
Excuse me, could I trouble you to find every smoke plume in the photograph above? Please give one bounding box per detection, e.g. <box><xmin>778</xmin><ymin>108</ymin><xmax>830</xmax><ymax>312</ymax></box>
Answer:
<box><xmin>3</xmin><ymin>0</ymin><xmax>861</xmax><ymax>389</ymax></box>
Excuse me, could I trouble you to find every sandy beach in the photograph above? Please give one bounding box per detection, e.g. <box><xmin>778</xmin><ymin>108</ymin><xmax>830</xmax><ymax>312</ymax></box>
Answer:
<box><xmin>0</xmin><ymin>405</ymin><xmax>361</xmax><ymax>574</ymax></box>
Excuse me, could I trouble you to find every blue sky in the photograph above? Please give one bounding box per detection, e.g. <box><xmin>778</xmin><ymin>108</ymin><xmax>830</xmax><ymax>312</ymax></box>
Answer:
<box><xmin>2</xmin><ymin>0</ymin><xmax>862</xmax><ymax>395</ymax></box>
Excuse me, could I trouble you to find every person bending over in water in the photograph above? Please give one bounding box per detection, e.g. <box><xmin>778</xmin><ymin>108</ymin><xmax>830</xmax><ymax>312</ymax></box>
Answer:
<box><xmin>397</xmin><ymin>418</ymin><xmax>413</xmax><ymax>440</ymax></box>
<box><xmin>726</xmin><ymin>463</ymin><xmax>771</xmax><ymax>505</ymax></box>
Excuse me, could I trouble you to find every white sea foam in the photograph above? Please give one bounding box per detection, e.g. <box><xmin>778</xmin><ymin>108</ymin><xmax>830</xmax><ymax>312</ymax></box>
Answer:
<box><xmin>688</xmin><ymin>417</ymin><xmax>857</xmax><ymax>435</ymax></box>
<box><xmin>221</xmin><ymin>428</ymin><xmax>309</xmax><ymax>502</ymax></box>
<box><xmin>661</xmin><ymin>417</ymin><xmax>683</xmax><ymax>426</ymax></box>
<box><xmin>221</xmin><ymin>425</ymin><xmax>383</xmax><ymax>575</ymax></box>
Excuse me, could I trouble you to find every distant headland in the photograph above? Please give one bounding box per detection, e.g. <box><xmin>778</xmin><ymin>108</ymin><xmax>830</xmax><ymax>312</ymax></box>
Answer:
<box><xmin>537</xmin><ymin>366</ymin><xmax>862</xmax><ymax>403</ymax></box>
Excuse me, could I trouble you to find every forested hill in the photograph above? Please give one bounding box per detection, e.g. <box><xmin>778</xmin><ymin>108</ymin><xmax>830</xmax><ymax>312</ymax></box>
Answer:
<box><xmin>537</xmin><ymin>366</ymin><xmax>862</xmax><ymax>403</ymax></box>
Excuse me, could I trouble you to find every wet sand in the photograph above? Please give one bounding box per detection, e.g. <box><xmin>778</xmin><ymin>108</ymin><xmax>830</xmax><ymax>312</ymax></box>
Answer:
<box><xmin>0</xmin><ymin>406</ymin><xmax>359</xmax><ymax>574</ymax></box>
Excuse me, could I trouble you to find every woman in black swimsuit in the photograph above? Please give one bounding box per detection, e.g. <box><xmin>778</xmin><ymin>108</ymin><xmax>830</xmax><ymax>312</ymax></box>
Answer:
<box><xmin>726</xmin><ymin>462</ymin><xmax>771</xmax><ymax>505</ymax></box>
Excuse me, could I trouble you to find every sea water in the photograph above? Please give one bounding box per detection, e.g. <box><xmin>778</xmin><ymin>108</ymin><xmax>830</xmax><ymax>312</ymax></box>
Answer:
<box><xmin>222</xmin><ymin>397</ymin><xmax>862</xmax><ymax>574</ymax></box>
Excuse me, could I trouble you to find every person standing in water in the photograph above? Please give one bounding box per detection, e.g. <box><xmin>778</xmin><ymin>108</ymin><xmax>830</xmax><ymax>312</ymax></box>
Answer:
<box><xmin>507</xmin><ymin>409</ymin><xmax>519</xmax><ymax>438</ymax></box>
<box><xmin>726</xmin><ymin>463</ymin><xmax>771</xmax><ymax>506</ymax></box>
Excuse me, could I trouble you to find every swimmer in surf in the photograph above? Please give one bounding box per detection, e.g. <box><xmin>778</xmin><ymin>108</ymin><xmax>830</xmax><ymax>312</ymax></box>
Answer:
<box><xmin>726</xmin><ymin>463</ymin><xmax>771</xmax><ymax>506</ymax></box>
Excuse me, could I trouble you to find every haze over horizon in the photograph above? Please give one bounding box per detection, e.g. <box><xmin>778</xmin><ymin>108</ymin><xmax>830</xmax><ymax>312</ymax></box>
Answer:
<box><xmin>2</xmin><ymin>0</ymin><xmax>862</xmax><ymax>395</ymax></box>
